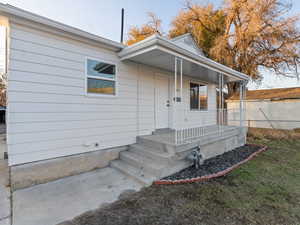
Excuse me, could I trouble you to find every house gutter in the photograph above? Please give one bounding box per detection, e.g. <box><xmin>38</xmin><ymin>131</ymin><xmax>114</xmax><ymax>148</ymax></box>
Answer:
<box><xmin>119</xmin><ymin>34</ymin><xmax>250</xmax><ymax>81</ymax></box>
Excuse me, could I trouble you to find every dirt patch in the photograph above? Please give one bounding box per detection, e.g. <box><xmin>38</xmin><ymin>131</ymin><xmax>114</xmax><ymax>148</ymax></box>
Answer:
<box><xmin>163</xmin><ymin>144</ymin><xmax>260</xmax><ymax>181</ymax></box>
<box><xmin>248</xmin><ymin>127</ymin><xmax>300</xmax><ymax>141</ymax></box>
<box><xmin>294</xmin><ymin>128</ymin><xmax>300</xmax><ymax>133</ymax></box>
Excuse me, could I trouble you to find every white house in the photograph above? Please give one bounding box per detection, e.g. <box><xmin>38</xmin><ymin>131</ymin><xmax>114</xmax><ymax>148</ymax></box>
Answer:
<box><xmin>0</xmin><ymin>4</ymin><xmax>249</xmax><ymax>190</ymax></box>
<box><xmin>227</xmin><ymin>87</ymin><xmax>300</xmax><ymax>130</ymax></box>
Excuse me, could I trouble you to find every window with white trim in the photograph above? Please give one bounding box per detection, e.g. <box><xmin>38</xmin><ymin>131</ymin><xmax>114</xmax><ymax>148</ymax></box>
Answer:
<box><xmin>190</xmin><ymin>82</ymin><xmax>208</xmax><ymax>110</ymax></box>
<box><xmin>86</xmin><ymin>58</ymin><xmax>116</xmax><ymax>95</ymax></box>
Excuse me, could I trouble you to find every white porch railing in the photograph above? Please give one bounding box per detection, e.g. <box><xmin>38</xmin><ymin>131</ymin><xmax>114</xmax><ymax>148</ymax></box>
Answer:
<box><xmin>171</xmin><ymin>56</ymin><xmax>247</xmax><ymax>145</ymax></box>
<box><xmin>174</xmin><ymin>109</ymin><xmax>246</xmax><ymax>145</ymax></box>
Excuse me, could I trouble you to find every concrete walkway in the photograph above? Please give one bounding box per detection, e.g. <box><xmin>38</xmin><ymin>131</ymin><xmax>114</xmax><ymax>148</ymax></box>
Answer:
<box><xmin>0</xmin><ymin>160</ymin><xmax>10</xmax><ymax>225</ymax></box>
<box><xmin>12</xmin><ymin>167</ymin><xmax>143</xmax><ymax>225</ymax></box>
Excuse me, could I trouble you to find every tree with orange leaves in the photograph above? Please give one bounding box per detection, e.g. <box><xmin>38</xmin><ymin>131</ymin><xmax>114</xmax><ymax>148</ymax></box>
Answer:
<box><xmin>126</xmin><ymin>0</ymin><xmax>300</xmax><ymax>96</ymax></box>
<box><xmin>126</xmin><ymin>12</ymin><xmax>163</xmax><ymax>46</ymax></box>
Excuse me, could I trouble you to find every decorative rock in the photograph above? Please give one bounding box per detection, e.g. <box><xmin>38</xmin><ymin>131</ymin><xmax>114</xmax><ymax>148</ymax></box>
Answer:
<box><xmin>154</xmin><ymin>144</ymin><xmax>267</xmax><ymax>185</ymax></box>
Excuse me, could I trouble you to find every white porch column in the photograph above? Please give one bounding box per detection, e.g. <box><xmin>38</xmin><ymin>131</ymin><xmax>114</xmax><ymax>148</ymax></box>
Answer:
<box><xmin>173</xmin><ymin>57</ymin><xmax>183</xmax><ymax>127</ymax></box>
<box><xmin>180</xmin><ymin>58</ymin><xmax>183</xmax><ymax>101</ymax></box>
<box><xmin>221</xmin><ymin>74</ymin><xmax>224</xmax><ymax>126</ymax></box>
<box><xmin>243</xmin><ymin>81</ymin><xmax>247</xmax><ymax>126</ymax></box>
<box><xmin>218</xmin><ymin>73</ymin><xmax>224</xmax><ymax>127</ymax></box>
<box><xmin>218</xmin><ymin>74</ymin><xmax>221</xmax><ymax>126</ymax></box>
<box><xmin>239</xmin><ymin>81</ymin><xmax>245</xmax><ymax>127</ymax></box>
<box><xmin>174</xmin><ymin>57</ymin><xmax>183</xmax><ymax>143</ymax></box>
<box><xmin>174</xmin><ymin>57</ymin><xmax>177</xmax><ymax>103</ymax></box>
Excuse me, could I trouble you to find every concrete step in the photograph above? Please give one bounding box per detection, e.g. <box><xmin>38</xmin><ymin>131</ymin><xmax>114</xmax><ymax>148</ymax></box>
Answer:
<box><xmin>136</xmin><ymin>136</ymin><xmax>170</xmax><ymax>153</ymax></box>
<box><xmin>120</xmin><ymin>151</ymin><xmax>164</xmax><ymax>177</ymax></box>
<box><xmin>152</xmin><ymin>128</ymin><xmax>174</xmax><ymax>135</ymax></box>
<box><xmin>129</xmin><ymin>144</ymin><xmax>172</xmax><ymax>164</ymax></box>
<box><xmin>110</xmin><ymin>160</ymin><xmax>155</xmax><ymax>186</ymax></box>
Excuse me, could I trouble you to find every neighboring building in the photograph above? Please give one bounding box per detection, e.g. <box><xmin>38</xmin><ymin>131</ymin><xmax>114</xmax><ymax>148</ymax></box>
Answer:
<box><xmin>227</xmin><ymin>87</ymin><xmax>300</xmax><ymax>130</ymax></box>
<box><xmin>0</xmin><ymin>4</ymin><xmax>248</xmax><ymax>190</ymax></box>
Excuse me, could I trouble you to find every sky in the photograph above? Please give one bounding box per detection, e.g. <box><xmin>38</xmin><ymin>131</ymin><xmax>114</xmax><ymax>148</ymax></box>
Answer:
<box><xmin>0</xmin><ymin>0</ymin><xmax>299</xmax><ymax>90</ymax></box>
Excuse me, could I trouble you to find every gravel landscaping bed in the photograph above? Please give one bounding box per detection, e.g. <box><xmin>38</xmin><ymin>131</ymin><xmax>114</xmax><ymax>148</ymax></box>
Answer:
<box><xmin>163</xmin><ymin>144</ymin><xmax>261</xmax><ymax>181</ymax></box>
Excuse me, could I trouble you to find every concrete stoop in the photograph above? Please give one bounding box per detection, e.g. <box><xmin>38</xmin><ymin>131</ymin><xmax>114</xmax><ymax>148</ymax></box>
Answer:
<box><xmin>110</xmin><ymin>127</ymin><xmax>246</xmax><ymax>185</ymax></box>
<box><xmin>110</xmin><ymin>137</ymin><xmax>193</xmax><ymax>186</ymax></box>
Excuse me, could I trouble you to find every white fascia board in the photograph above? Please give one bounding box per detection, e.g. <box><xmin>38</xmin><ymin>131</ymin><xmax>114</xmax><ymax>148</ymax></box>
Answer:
<box><xmin>118</xmin><ymin>34</ymin><xmax>159</xmax><ymax>57</ymax></box>
<box><xmin>119</xmin><ymin>35</ymin><xmax>250</xmax><ymax>81</ymax></box>
<box><xmin>0</xmin><ymin>3</ymin><xmax>125</xmax><ymax>51</ymax></box>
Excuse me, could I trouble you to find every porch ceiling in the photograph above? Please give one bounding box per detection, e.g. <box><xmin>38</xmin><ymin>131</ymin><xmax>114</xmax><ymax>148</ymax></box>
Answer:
<box><xmin>118</xmin><ymin>35</ymin><xmax>249</xmax><ymax>84</ymax></box>
<box><xmin>122</xmin><ymin>48</ymin><xmax>228</xmax><ymax>84</ymax></box>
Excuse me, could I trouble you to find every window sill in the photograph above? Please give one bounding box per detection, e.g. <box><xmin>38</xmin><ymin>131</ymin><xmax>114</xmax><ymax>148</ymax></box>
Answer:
<box><xmin>85</xmin><ymin>93</ymin><xmax>118</xmax><ymax>98</ymax></box>
<box><xmin>190</xmin><ymin>109</ymin><xmax>209</xmax><ymax>112</ymax></box>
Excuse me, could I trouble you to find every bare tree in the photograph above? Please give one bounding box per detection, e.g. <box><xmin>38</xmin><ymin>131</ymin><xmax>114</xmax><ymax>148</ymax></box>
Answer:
<box><xmin>126</xmin><ymin>12</ymin><xmax>163</xmax><ymax>46</ymax></box>
<box><xmin>169</xmin><ymin>3</ymin><xmax>226</xmax><ymax>57</ymax></box>
<box><xmin>209</xmin><ymin>0</ymin><xmax>300</xmax><ymax>95</ymax></box>
<box><xmin>126</xmin><ymin>0</ymin><xmax>300</xmax><ymax>96</ymax></box>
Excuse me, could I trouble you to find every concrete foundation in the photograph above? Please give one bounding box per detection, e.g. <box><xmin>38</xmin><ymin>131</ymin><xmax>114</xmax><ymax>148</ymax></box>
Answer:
<box><xmin>201</xmin><ymin>128</ymin><xmax>246</xmax><ymax>159</ymax></box>
<box><xmin>111</xmin><ymin>126</ymin><xmax>247</xmax><ymax>185</ymax></box>
<box><xmin>11</xmin><ymin>146</ymin><xmax>127</xmax><ymax>191</ymax></box>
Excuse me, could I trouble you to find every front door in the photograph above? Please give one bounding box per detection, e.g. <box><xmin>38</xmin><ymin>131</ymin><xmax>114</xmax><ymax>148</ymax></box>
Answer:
<box><xmin>155</xmin><ymin>74</ymin><xmax>170</xmax><ymax>129</ymax></box>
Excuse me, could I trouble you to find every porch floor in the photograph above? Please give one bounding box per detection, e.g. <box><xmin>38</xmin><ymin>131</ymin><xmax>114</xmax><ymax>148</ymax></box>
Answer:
<box><xmin>142</xmin><ymin>125</ymin><xmax>241</xmax><ymax>146</ymax></box>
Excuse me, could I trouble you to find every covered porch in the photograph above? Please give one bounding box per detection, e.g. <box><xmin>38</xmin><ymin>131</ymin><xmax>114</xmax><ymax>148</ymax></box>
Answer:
<box><xmin>119</xmin><ymin>34</ymin><xmax>249</xmax><ymax>147</ymax></box>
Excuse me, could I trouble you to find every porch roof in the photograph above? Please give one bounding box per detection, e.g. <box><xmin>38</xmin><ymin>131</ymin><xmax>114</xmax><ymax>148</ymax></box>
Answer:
<box><xmin>119</xmin><ymin>34</ymin><xmax>249</xmax><ymax>84</ymax></box>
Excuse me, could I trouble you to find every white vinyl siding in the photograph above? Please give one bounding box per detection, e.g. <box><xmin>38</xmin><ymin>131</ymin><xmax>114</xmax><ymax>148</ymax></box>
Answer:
<box><xmin>172</xmin><ymin>77</ymin><xmax>217</xmax><ymax>129</ymax></box>
<box><xmin>7</xmin><ymin>22</ymin><xmax>217</xmax><ymax>166</ymax></box>
<box><xmin>7</xmin><ymin>23</ymin><xmax>156</xmax><ymax>165</ymax></box>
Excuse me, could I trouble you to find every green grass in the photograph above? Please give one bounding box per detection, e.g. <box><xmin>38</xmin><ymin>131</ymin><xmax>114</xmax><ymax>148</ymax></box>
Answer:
<box><xmin>63</xmin><ymin>132</ymin><xmax>300</xmax><ymax>225</ymax></box>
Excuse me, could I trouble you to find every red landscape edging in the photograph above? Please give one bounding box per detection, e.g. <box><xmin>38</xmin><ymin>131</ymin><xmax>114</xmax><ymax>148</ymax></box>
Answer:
<box><xmin>154</xmin><ymin>144</ymin><xmax>268</xmax><ymax>185</ymax></box>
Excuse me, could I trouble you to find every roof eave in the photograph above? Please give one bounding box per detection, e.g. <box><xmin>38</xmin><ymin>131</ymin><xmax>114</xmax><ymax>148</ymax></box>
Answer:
<box><xmin>119</xmin><ymin>35</ymin><xmax>250</xmax><ymax>81</ymax></box>
<box><xmin>0</xmin><ymin>3</ymin><xmax>125</xmax><ymax>51</ymax></box>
